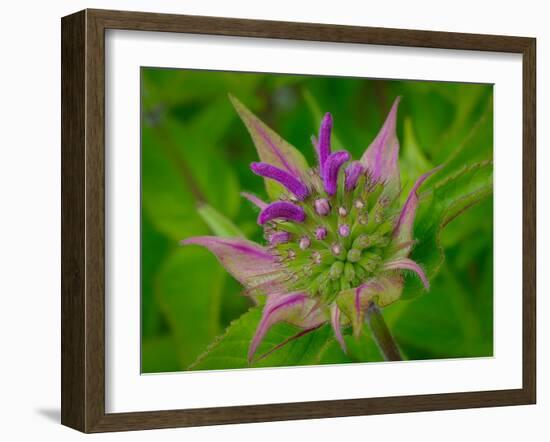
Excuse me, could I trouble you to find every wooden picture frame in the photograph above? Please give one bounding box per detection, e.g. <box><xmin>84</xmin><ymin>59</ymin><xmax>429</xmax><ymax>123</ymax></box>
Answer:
<box><xmin>61</xmin><ymin>8</ymin><xmax>536</xmax><ymax>433</ymax></box>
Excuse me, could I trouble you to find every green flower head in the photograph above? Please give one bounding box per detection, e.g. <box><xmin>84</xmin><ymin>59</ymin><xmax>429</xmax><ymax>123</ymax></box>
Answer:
<box><xmin>183</xmin><ymin>95</ymin><xmax>438</xmax><ymax>362</ymax></box>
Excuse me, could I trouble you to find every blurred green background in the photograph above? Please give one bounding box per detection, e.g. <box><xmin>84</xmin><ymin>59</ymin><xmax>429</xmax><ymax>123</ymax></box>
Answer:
<box><xmin>140</xmin><ymin>67</ymin><xmax>493</xmax><ymax>373</ymax></box>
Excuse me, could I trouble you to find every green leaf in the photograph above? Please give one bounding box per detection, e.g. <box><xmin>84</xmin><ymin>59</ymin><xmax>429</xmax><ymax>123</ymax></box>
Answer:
<box><xmin>183</xmin><ymin>97</ymin><xmax>236</xmax><ymax>147</ymax></box>
<box><xmin>315</xmin><ymin>339</ymin><xmax>353</xmax><ymax>365</ymax></box>
<box><xmin>392</xmin><ymin>264</ymin><xmax>493</xmax><ymax>359</ymax></box>
<box><xmin>141</xmin><ymin>108</ymin><xmax>241</xmax><ymax>241</ymax></box>
<box><xmin>141</xmin><ymin>123</ymin><xmax>206</xmax><ymax>240</ymax></box>
<box><xmin>160</xmin><ymin>115</ymin><xmax>241</xmax><ymax>219</ymax></box>
<box><xmin>432</xmin><ymin>92</ymin><xmax>493</xmax><ymax>184</ymax></box>
<box><xmin>400</xmin><ymin>117</ymin><xmax>433</xmax><ymax>186</ymax></box>
<box><xmin>402</xmin><ymin>161</ymin><xmax>493</xmax><ymax>300</ymax></box>
<box><xmin>156</xmin><ymin>247</ymin><xmax>226</xmax><ymax>368</ymax></box>
<box><xmin>198</xmin><ymin>204</ymin><xmax>245</xmax><ymax>238</ymax></box>
<box><xmin>141</xmin><ymin>212</ymin><xmax>170</xmax><ymax>339</ymax></box>
<box><xmin>142</xmin><ymin>335</ymin><xmax>183</xmax><ymax>373</ymax></box>
<box><xmin>316</xmin><ymin>332</ymin><xmax>384</xmax><ymax>365</ymax></box>
<box><xmin>399</xmin><ymin>83</ymin><xmax>492</xmax><ymax>168</ymax></box>
<box><xmin>142</xmin><ymin>68</ymin><xmax>263</xmax><ymax>112</ymax></box>
<box><xmin>190</xmin><ymin>307</ymin><xmax>337</xmax><ymax>370</ymax></box>
<box><xmin>317</xmin><ymin>303</ymin><xmax>411</xmax><ymax>364</ymax></box>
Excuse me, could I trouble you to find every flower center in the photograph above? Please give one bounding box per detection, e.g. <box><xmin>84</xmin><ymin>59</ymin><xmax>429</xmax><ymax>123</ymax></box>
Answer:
<box><xmin>265</xmin><ymin>171</ymin><xmax>396</xmax><ymax>304</ymax></box>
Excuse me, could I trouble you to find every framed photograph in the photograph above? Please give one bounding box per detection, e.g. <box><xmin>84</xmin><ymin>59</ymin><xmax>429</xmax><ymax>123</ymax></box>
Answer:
<box><xmin>61</xmin><ymin>9</ymin><xmax>536</xmax><ymax>433</ymax></box>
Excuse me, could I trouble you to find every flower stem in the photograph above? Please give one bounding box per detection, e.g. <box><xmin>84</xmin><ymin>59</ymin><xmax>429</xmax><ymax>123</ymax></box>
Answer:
<box><xmin>366</xmin><ymin>303</ymin><xmax>402</xmax><ymax>361</ymax></box>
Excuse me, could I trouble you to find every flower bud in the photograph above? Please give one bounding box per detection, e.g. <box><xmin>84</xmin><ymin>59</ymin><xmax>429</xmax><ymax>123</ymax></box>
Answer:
<box><xmin>331</xmin><ymin>243</ymin><xmax>343</xmax><ymax>256</ymax></box>
<box><xmin>329</xmin><ymin>261</ymin><xmax>344</xmax><ymax>280</ymax></box>
<box><xmin>299</xmin><ymin>236</ymin><xmax>311</xmax><ymax>250</ymax></box>
<box><xmin>311</xmin><ymin>251</ymin><xmax>322</xmax><ymax>264</ymax></box>
<box><xmin>344</xmin><ymin>262</ymin><xmax>356</xmax><ymax>281</ymax></box>
<box><xmin>338</xmin><ymin>224</ymin><xmax>350</xmax><ymax>237</ymax></box>
<box><xmin>314</xmin><ymin>198</ymin><xmax>331</xmax><ymax>216</ymax></box>
<box><xmin>352</xmin><ymin>234</ymin><xmax>371</xmax><ymax>249</ymax></box>
<box><xmin>338</xmin><ymin>207</ymin><xmax>348</xmax><ymax>217</ymax></box>
<box><xmin>315</xmin><ymin>226</ymin><xmax>328</xmax><ymax>240</ymax></box>
<box><xmin>347</xmin><ymin>249</ymin><xmax>362</xmax><ymax>262</ymax></box>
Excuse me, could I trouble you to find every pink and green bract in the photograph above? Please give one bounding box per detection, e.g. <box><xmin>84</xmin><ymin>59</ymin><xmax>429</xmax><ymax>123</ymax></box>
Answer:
<box><xmin>182</xmin><ymin>95</ymin><xmax>437</xmax><ymax>362</ymax></box>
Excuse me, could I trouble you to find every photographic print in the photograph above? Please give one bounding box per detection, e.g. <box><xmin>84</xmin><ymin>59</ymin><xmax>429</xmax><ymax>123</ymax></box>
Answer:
<box><xmin>140</xmin><ymin>68</ymin><xmax>493</xmax><ymax>373</ymax></box>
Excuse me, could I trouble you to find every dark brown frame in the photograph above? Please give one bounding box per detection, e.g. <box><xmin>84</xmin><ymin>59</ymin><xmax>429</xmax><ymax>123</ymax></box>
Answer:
<box><xmin>61</xmin><ymin>8</ymin><xmax>536</xmax><ymax>433</ymax></box>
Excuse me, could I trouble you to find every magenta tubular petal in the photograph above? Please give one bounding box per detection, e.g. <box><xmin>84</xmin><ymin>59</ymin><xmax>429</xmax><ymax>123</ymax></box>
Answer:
<box><xmin>229</xmin><ymin>95</ymin><xmax>309</xmax><ymax>180</ymax></box>
<box><xmin>330</xmin><ymin>304</ymin><xmax>347</xmax><ymax>354</ymax></box>
<box><xmin>250</xmin><ymin>162</ymin><xmax>309</xmax><ymax>200</ymax></box>
<box><xmin>344</xmin><ymin>161</ymin><xmax>364</xmax><ymax>192</ymax></box>
<box><xmin>181</xmin><ymin>236</ymin><xmax>284</xmax><ymax>292</ymax></box>
<box><xmin>318</xmin><ymin>113</ymin><xmax>333</xmax><ymax>173</ymax></box>
<box><xmin>392</xmin><ymin>166</ymin><xmax>441</xmax><ymax>257</ymax></box>
<box><xmin>248</xmin><ymin>293</ymin><xmax>323</xmax><ymax>362</ymax></box>
<box><xmin>323</xmin><ymin>150</ymin><xmax>351</xmax><ymax>196</ymax></box>
<box><xmin>241</xmin><ymin>192</ymin><xmax>268</xmax><ymax>210</ymax></box>
<box><xmin>258</xmin><ymin>201</ymin><xmax>306</xmax><ymax>225</ymax></box>
<box><xmin>383</xmin><ymin>258</ymin><xmax>430</xmax><ymax>290</ymax></box>
<box><xmin>360</xmin><ymin>97</ymin><xmax>401</xmax><ymax>194</ymax></box>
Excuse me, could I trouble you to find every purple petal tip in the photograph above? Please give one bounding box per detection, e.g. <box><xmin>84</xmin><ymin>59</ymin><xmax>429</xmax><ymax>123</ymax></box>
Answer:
<box><xmin>393</xmin><ymin>166</ymin><xmax>442</xmax><ymax>244</ymax></box>
<box><xmin>344</xmin><ymin>161</ymin><xmax>364</xmax><ymax>192</ymax></box>
<box><xmin>318</xmin><ymin>113</ymin><xmax>333</xmax><ymax>172</ymax></box>
<box><xmin>248</xmin><ymin>293</ymin><xmax>308</xmax><ymax>362</ymax></box>
<box><xmin>361</xmin><ymin>97</ymin><xmax>402</xmax><ymax>189</ymax></box>
<box><xmin>258</xmin><ymin>201</ymin><xmax>306</xmax><ymax>225</ymax></box>
<box><xmin>323</xmin><ymin>151</ymin><xmax>351</xmax><ymax>196</ymax></box>
<box><xmin>330</xmin><ymin>305</ymin><xmax>347</xmax><ymax>354</ymax></box>
<box><xmin>250</xmin><ymin>162</ymin><xmax>309</xmax><ymax>200</ymax></box>
<box><xmin>241</xmin><ymin>192</ymin><xmax>268</xmax><ymax>209</ymax></box>
<box><xmin>384</xmin><ymin>258</ymin><xmax>429</xmax><ymax>290</ymax></box>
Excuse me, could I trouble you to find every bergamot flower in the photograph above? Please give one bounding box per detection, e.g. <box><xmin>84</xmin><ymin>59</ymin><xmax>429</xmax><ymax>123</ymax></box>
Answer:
<box><xmin>182</xmin><ymin>95</ymin><xmax>437</xmax><ymax>362</ymax></box>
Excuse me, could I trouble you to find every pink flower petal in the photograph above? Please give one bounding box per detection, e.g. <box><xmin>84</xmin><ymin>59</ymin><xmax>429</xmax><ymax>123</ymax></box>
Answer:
<box><xmin>241</xmin><ymin>192</ymin><xmax>267</xmax><ymax>210</ymax></box>
<box><xmin>330</xmin><ymin>304</ymin><xmax>347</xmax><ymax>354</ymax></box>
<box><xmin>311</xmin><ymin>135</ymin><xmax>318</xmax><ymax>151</ymax></box>
<box><xmin>230</xmin><ymin>95</ymin><xmax>309</xmax><ymax>182</ymax></box>
<box><xmin>383</xmin><ymin>258</ymin><xmax>430</xmax><ymax>290</ymax></box>
<box><xmin>181</xmin><ymin>236</ymin><xmax>284</xmax><ymax>292</ymax></box>
<box><xmin>248</xmin><ymin>293</ymin><xmax>323</xmax><ymax>362</ymax></box>
<box><xmin>392</xmin><ymin>167</ymin><xmax>441</xmax><ymax>257</ymax></box>
<box><xmin>360</xmin><ymin>97</ymin><xmax>401</xmax><ymax>195</ymax></box>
